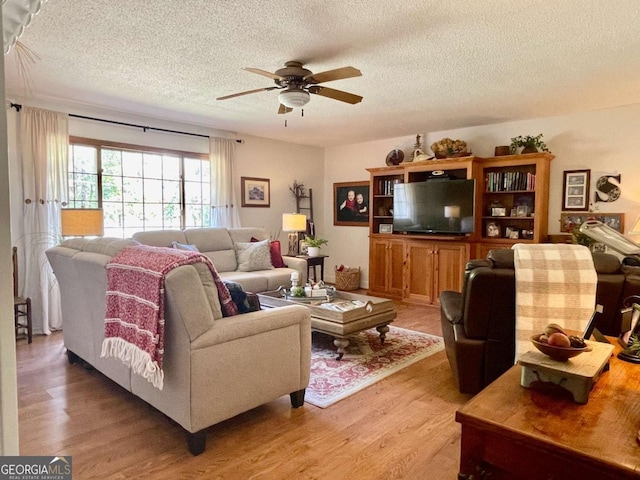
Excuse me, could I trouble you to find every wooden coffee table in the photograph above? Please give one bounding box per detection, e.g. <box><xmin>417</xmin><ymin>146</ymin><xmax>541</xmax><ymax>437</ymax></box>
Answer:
<box><xmin>258</xmin><ymin>290</ymin><xmax>396</xmax><ymax>360</ymax></box>
<box><xmin>455</xmin><ymin>339</ymin><xmax>640</xmax><ymax>479</ymax></box>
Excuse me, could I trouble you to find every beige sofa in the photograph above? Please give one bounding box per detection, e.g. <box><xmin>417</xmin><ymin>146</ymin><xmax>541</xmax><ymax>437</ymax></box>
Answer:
<box><xmin>46</xmin><ymin>232</ymin><xmax>311</xmax><ymax>455</ymax></box>
<box><xmin>132</xmin><ymin>227</ymin><xmax>308</xmax><ymax>290</ymax></box>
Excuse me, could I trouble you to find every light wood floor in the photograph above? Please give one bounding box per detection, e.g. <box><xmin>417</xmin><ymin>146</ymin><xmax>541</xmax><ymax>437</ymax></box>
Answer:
<box><xmin>15</xmin><ymin>300</ymin><xmax>472</xmax><ymax>479</ymax></box>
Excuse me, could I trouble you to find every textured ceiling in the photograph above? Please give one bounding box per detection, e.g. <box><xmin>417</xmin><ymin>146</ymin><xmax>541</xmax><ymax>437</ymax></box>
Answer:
<box><xmin>4</xmin><ymin>1</ymin><xmax>640</xmax><ymax>147</ymax></box>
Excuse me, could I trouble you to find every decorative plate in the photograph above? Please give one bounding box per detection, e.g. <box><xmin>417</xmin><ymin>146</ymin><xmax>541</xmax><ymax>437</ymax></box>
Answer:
<box><xmin>385</xmin><ymin>149</ymin><xmax>404</xmax><ymax>166</ymax></box>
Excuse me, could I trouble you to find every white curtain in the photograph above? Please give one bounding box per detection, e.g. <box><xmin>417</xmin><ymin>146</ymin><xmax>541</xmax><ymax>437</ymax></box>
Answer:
<box><xmin>18</xmin><ymin>106</ymin><xmax>68</xmax><ymax>334</ymax></box>
<box><xmin>210</xmin><ymin>137</ymin><xmax>241</xmax><ymax>227</ymax></box>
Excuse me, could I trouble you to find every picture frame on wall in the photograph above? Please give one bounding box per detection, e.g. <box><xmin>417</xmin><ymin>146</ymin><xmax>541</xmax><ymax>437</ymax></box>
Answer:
<box><xmin>334</xmin><ymin>181</ymin><xmax>370</xmax><ymax>226</ymax></box>
<box><xmin>562</xmin><ymin>170</ymin><xmax>590</xmax><ymax>211</ymax></box>
<box><xmin>241</xmin><ymin>177</ymin><xmax>270</xmax><ymax>207</ymax></box>
<box><xmin>560</xmin><ymin>213</ymin><xmax>625</xmax><ymax>233</ymax></box>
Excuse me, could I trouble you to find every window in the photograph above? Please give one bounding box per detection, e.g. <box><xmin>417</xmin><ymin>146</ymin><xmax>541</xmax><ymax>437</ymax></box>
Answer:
<box><xmin>67</xmin><ymin>138</ymin><xmax>210</xmax><ymax>237</ymax></box>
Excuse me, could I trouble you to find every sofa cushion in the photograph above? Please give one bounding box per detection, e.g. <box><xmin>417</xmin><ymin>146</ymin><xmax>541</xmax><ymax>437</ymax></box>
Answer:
<box><xmin>184</xmin><ymin>228</ymin><xmax>234</xmax><ymax>251</ymax></box>
<box><xmin>252</xmin><ymin>237</ymin><xmax>286</xmax><ymax>268</ymax></box>
<box><xmin>61</xmin><ymin>237</ymin><xmax>138</xmax><ymax>257</ymax></box>
<box><xmin>218</xmin><ymin>271</ymin><xmax>269</xmax><ymax>293</ymax></box>
<box><xmin>133</xmin><ymin>230</ymin><xmax>186</xmax><ymax>247</ymax></box>
<box><xmin>172</xmin><ymin>241</ymin><xmax>199</xmax><ymax>252</ymax></box>
<box><xmin>228</xmin><ymin>227</ymin><xmax>269</xmax><ymax>244</ymax></box>
<box><xmin>235</xmin><ymin>239</ymin><xmax>273</xmax><ymax>272</ymax></box>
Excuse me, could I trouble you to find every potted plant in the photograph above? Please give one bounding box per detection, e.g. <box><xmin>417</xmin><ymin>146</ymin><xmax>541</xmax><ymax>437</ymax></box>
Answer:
<box><xmin>509</xmin><ymin>134</ymin><xmax>549</xmax><ymax>154</ymax></box>
<box><xmin>304</xmin><ymin>235</ymin><xmax>327</xmax><ymax>257</ymax></box>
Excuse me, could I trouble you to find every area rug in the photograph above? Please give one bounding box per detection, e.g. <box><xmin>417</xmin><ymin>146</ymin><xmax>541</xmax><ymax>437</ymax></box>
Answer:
<box><xmin>306</xmin><ymin>326</ymin><xmax>444</xmax><ymax>408</ymax></box>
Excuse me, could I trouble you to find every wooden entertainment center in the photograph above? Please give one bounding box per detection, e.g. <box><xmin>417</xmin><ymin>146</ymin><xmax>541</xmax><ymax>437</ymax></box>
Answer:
<box><xmin>367</xmin><ymin>153</ymin><xmax>553</xmax><ymax>304</ymax></box>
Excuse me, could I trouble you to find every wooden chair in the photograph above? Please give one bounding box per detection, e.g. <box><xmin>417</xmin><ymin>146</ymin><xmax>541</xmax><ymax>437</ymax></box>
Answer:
<box><xmin>13</xmin><ymin>246</ymin><xmax>32</xmax><ymax>344</ymax></box>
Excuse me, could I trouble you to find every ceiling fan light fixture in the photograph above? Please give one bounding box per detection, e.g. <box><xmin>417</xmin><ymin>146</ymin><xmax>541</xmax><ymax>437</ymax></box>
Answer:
<box><xmin>278</xmin><ymin>89</ymin><xmax>310</xmax><ymax>108</ymax></box>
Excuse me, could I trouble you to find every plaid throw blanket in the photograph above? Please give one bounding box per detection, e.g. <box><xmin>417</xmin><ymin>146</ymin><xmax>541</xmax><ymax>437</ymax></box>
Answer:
<box><xmin>101</xmin><ymin>245</ymin><xmax>237</xmax><ymax>389</ymax></box>
<box><xmin>512</xmin><ymin>244</ymin><xmax>597</xmax><ymax>359</ymax></box>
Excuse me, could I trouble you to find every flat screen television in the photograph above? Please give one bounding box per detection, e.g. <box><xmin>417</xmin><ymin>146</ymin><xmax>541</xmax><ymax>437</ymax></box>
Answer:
<box><xmin>392</xmin><ymin>179</ymin><xmax>475</xmax><ymax>235</ymax></box>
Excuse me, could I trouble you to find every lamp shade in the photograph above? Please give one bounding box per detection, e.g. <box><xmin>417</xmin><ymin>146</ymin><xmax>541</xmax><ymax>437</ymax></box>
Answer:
<box><xmin>444</xmin><ymin>205</ymin><xmax>460</xmax><ymax>219</ymax></box>
<box><xmin>282</xmin><ymin>213</ymin><xmax>307</xmax><ymax>232</ymax></box>
<box><xmin>61</xmin><ymin>208</ymin><xmax>104</xmax><ymax>236</ymax></box>
<box><xmin>278</xmin><ymin>89</ymin><xmax>310</xmax><ymax>108</ymax></box>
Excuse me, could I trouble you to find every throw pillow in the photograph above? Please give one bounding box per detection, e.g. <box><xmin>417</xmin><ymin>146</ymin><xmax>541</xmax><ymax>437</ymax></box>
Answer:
<box><xmin>172</xmin><ymin>241</ymin><xmax>199</xmax><ymax>252</ymax></box>
<box><xmin>251</xmin><ymin>237</ymin><xmax>286</xmax><ymax>268</ymax></box>
<box><xmin>224</xmin><ymin>281</ymin><xmax>252</xmax><ymax>313</ymax></box>
<box><xmin>235</xmin><ymin>239</ymin><xmax>273</xmax><ymax>272</ymax></box>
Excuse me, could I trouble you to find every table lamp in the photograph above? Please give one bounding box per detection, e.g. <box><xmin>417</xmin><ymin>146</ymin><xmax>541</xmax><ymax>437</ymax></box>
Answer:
<box><xmin>282</xmin><ymin>213</ymin><xmax>307</xmax><ymax>256</ymax></box>
<box><xmin>61</xmin><ymin>208</ymin><xmax>104</xmax><ymax>237</ymax></box>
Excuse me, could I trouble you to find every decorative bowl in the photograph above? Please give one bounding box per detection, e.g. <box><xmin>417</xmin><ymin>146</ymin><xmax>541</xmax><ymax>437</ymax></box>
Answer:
<box><xmin>530</xmin><ymin>334</ymin><xmax>591</xmax><ymax>361</ymax></box>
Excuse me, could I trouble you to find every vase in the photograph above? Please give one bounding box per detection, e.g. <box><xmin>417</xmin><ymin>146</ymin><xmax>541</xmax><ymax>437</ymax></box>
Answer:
<box><xmin>521</xmin><ymin>146</ymin><xmax>538</xmax><ymax>154</ymax></box>
<box><xmin>307</xmin><ymin>246</ymin><xmax>320</xmax><ymax>257</ymax></box>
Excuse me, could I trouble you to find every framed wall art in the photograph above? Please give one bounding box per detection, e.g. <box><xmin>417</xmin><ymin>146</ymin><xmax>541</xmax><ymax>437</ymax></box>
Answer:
<box><xmin>560</xmin><ymin>213</ymin><xmax>624</xmax><ymax>233</ymax></box>
<box><xmin>241</xmin><ymin>177</ymin><xmax>270</xmax><ymax>207</ymax></box>
<box><xmin>334</xmin><ymin>181</ymin><xmax>370</xmax><ymax>226</ymax></box>
<box><xmin>562</xmin><ymin>170</ymin><xmax>590</xmax><ymax>211</ymax></box>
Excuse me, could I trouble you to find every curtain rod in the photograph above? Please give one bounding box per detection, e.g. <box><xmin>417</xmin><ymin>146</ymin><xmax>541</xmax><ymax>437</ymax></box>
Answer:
<box><xmin>9</xmin><ymin>102</ymin><xmax>243</xmax><ymax>143</ymax></box>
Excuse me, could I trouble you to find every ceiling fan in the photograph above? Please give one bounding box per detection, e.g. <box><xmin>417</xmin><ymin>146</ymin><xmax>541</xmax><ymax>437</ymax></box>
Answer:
<box><xmin>216</xmin><ymin>61</ymin><xmax>363</xmax><ymax>114</ymax></box>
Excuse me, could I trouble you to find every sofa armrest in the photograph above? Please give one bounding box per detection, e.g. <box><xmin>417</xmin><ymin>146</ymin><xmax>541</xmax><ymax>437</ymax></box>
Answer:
<box><xmin>282</xmin><ymin>256</ymin><xmax>308</xmax><ymax>284</ymax></box>
<box><xmin>191</xmin><ymin>305</ymin><xmax>311</xmax><ymax>349</ymax></box>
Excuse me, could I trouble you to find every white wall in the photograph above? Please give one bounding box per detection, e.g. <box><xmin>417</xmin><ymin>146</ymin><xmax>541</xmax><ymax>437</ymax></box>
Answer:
<box><xmin>322</xmin><ymin>103</ymin><xmax>640</xmax><ymax>286</ymax></box>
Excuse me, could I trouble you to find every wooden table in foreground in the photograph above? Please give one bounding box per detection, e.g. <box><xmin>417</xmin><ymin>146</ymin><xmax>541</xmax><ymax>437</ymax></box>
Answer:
<box><xmin>455</xmin><ymin>340</ymin><xmax>640</xmax><ymax>479</ymax></box>
<box><xmin>258</xmin><ymin>291</ymin><xmax>396</xmax><ymax>359</ymax></box>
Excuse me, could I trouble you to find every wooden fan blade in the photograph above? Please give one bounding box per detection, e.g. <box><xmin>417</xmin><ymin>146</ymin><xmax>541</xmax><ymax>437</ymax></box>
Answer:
<box><xmin>217</xmin><ymin>86</ymin><xmax>278</xmax><ymax>100</ymax></box>
<box><xmin>304</xmin><ymin>66</ymin><xmax>361</xmax><ymax>84</ymax></box>
<box><xmin>278</xmin><ymin>104</ymin><xmax>293</xmax><ymax>115</ymax></box>
<box><xmin>243</xmin><ymin>67</ymin><xmax>283</xmax><ymax>80</ymax></box>
<box><xmin>309</xmin><ymin>86</ymin><xmax>363</xmax><ymax>104</ymax></box>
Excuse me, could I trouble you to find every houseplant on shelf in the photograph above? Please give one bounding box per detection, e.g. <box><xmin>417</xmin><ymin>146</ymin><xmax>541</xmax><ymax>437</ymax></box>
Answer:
<box><xmin>304</xmin><ymin>235</ymin><xmax>328</xmax><ymax>257</ymax></box>
<box><xmin>509</xmin><ymin>134</ymin><xmax>549</xmax><ymax>154</ymax></box>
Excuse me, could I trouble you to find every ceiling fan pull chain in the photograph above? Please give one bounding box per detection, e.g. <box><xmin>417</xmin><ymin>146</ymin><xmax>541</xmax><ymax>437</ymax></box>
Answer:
<box><xmin>285</xmin><ymin>119</ymin><xmax>287</xmax><ymax>128</ymax></box>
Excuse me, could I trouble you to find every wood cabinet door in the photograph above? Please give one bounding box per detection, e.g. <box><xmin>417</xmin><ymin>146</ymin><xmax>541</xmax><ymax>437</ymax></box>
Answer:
<box><xmin>434</xmin><ymin>243</ymin><xmax>470</xmax><ymax>301</ymax></box>
<box><xmin>404</xmin><ymin>241</ymin><xmax>435</xmax><ymax>304</ymax></box>
<box><xmin>369</xmin><ymin>238</ymin><xmax>390</xmax><ymax>294</ymax></box>
<box><xmin>387</xmin><ymin>240</ymin><xmax>405</xmax><ymax>297</ymax></box>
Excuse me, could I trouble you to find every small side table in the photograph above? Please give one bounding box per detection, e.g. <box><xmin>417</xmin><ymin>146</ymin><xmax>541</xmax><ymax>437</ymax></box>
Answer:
<box><xmin>296</xmin><ymin>255</ymin><xmax>328</xmax><ymax>282</ymax></box>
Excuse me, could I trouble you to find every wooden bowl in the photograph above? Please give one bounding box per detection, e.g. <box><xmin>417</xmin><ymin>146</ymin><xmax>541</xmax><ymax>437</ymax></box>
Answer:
<box><xmin>530</xmin><ymin>334</ymin><xmax>591</xmax><ymax>361</ymax></box>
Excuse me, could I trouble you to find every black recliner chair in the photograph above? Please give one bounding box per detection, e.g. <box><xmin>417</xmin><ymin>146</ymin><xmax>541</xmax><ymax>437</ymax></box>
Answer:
<box><xmin>440</xmin><ymin>249</ymin><xmax>639</xmax><ymax>394</ymax></box>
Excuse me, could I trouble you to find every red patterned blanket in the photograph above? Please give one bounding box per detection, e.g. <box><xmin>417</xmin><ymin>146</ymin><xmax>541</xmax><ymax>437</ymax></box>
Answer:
<box><xmin>101</xmin><ymin>244</ymin><xmax>237</xmax><ymax>389</ymax></box>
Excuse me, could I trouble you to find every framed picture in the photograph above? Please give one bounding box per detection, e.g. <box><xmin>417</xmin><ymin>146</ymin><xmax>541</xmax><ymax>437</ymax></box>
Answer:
<box><xmin>486</xmin><ymin>222</ymin><xmax>501</xmax><ymax>238</ymax></box>
<box><xmin>241</xmin><ymin>177</ymin><xmax>270</xmax><ymax>207</ymax></box>
<box><xmin>334</xmin><ymin>181</ymin><xmax>370</xmax><ymax>226</ymax></box>
<box><xmin>516</xmin><ymin>205</ymin><xmax>529</xmax><ymax>217</ymax></box>
<box><xmin>560</xmin><ymin>213</ymin><xmax>624</xmax><ymax>233</ymax></box>
<box><xmin>562</xmin><ymin>170</ymin><xmax>590</xmax><ymax>211</ymax></box>
<box><xmin>505</xmin><ymin>226</ymin><xmax>519</xmax><ymax>239</ymax></box>
<box><xmin>491</xmin><ymin>207</ymin><xmax>506</xmax><ymax>217</ymax></box>
<box><xmin>379</xmin><ymin>224</ymin><xmax>393</xmax><ymax>234</ymax></box>
<box><xmin>298</xmin><ymin>240</ymin><xmax>308</xmax><ymax>255</ymax></box>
